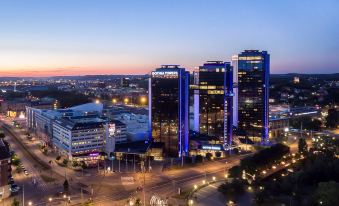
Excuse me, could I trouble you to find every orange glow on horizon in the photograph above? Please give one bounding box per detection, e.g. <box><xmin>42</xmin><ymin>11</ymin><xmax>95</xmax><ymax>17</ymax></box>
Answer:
<box><xmin>0</xmin><ymin>66</ymin><xmax>152</xmax><ymax>77</ymax></box>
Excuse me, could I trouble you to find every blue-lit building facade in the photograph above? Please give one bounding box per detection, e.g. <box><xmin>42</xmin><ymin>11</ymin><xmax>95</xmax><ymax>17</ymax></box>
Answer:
<box><xmin>194</xmin><ymin>61</ymin><xmax>233</xmax><ymax>146</ymax></box>
<box><xmin>149</xmin><ymin>65</ymin><xmax>189</xmax><ymax>158</ymax></box>
<box><xmin>237</xmin><ymin>50</ymin><xmax>270</xmax><ymax>143</ymax></box>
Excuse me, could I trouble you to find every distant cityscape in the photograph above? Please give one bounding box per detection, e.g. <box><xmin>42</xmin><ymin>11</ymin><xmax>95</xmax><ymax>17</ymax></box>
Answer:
<box><xmin>0</xmin><ymin>48</ymin><xmax>338</xmax><ymax>206</ymax></box>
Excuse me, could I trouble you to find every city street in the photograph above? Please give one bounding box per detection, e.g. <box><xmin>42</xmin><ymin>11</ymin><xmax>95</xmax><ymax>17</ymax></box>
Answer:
<box><xmin>1</xmin><ymin>116</ymin><xmax>247</xmax><ymax>206</ymax></box>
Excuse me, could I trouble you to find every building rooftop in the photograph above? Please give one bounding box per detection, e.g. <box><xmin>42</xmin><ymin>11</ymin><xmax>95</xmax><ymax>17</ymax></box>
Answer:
<box><xmin>54</xmin><ymin>117</ymin><xmax>105</xmax><ymax>131</ymax></box>
<box><xmin>115</xmin><ymin>140</ymin><xmax>152</xmax><ymax>154</ymax></box>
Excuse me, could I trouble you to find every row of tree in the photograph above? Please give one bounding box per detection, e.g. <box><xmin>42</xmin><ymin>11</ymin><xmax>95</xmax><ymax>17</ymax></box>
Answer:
<box><xmin>229</xmin><ymin>143</ymin><xmax>290</xmax><ymax>177</ymax></box>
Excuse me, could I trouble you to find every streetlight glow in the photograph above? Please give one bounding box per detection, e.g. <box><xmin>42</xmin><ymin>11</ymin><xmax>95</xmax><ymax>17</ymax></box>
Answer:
<box><xmin>140</xmin><ymin>96</ymin><xmax>147</xmax><ymax>104</ymax></box>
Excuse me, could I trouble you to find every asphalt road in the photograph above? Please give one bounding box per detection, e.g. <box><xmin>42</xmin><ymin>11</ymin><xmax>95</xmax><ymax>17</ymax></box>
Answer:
<box><xmin>0</xmin><ymin>116</ymin><xmax>250</xmax><ymax>206</ymax></box>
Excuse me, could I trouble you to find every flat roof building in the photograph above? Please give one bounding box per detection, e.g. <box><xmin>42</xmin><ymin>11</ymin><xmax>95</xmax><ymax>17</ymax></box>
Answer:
<box><xmin>149</xmin><ymin>65</ymin><xmax>189</xmax><ymax>158</ymax></box>
<box><xmin>193</xmin><ymin>61</ymin><xmax>233</xmax><ymax>146</ymax></box>
<box><xmin>237</xmin><ymin>50</ymin><xmax>270</xmax><ymax>143</ymax></box>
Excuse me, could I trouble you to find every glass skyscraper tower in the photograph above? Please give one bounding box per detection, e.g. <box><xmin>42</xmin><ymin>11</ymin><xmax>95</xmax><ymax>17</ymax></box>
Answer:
<box><xmin>237</xmin><ymin>50</ymin><xmax>270</xmax><ymax>143</ymax></box>
<box><xmin>149</xmin><ymin>65</ymin><xmax>189</xmax><ymax>158</ymax></box>
<box><xmin>194</xmin><ymin>61</ymin><xmax>233</xmax><ymax>146</ymax></box>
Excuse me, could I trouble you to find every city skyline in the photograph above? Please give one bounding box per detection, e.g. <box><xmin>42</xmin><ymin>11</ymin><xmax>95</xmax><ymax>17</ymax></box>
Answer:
<box><xmin>1</xmin><ymin>0</ymin><xmax>339</xmax><ymax>77</ymax></box>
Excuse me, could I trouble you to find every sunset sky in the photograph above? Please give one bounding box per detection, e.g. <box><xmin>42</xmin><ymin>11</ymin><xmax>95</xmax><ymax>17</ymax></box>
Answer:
<box><xmin>0</xmin><ymin>0</ymin><xmax>338</xmax><ymax>77</ymax></box>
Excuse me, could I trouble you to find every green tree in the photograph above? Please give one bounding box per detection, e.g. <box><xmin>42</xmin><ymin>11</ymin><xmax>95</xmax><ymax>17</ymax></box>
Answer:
<box><xmin>0</xmin><ymin>133</ymin><xmax>5</xmax><ymax>139</ymax></box>
<box><xmin>298</xmin><ymin>138</ymin><xmax>308</xmax><ymax>154</ymax></box>
<box><xmin>215</xmin><ymin>151</ymin><xmax>222</xmax><ymax>158</ymax></box>
<box><xmin>63</xmin><ymin>179</ymin><xmax>69</xmax><ymax>192</ymax></box>
<box><xmin>195</xmin><ymin>155</ymin><xmax>203</xmax><ymax>163</ymax></box>
<box><xmin>206</xmin><ymin>153</ymin><xmax>213</xmax><ymax>161</ymax></box>
<box><xmin>229</xmin><ymin>165</ymin><xmax>242</xmax><ymax>178</ymax></box>
<box><xmin>291</xmin><ymin>116</ymin><xmax>322</xmax><ymax>131</ymax></box>
<box><xmin>72</xmin><ymin>161</ymin><xmax>79</xmax><ymax>167</ymax></box>
<box><xmin>11</xmin><ymin>198</ymin><xmax>20</xmax><ymax>206</ymax></box>
<box><xmin>315</xmin><ymin>181</ymin><xmax>339</xmax><ymax>206</ymax></box>
<box><xmin>63</xmin><ymin>159</ymin><xmax>69</xmax><ymax>166</ymax></box>
<box><xmin>218</xmin><ymin>179</ymin><xmax>245</xmax><ymax>196</ymax></box>
<box><xmin>325</xmin><ymin>108</ymin><xmax>339</xmax><ymax>128</ymax></box>
<box><xmin>308</xmin><ymin>119</ymin><xmax>322</xmax><ymax>131</ymax></box>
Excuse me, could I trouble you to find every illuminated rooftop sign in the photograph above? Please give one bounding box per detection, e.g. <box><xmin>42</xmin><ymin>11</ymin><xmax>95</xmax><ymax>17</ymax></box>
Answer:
<box><xmin>152</xmin><ymin>71</ymin><xmax>178</xmax><ymax>78</ymax></box>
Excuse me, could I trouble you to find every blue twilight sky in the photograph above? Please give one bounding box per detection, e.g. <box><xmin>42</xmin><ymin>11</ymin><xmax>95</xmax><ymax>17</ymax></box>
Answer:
<box><xmin>0</xmin><ymin>0</ymin><xmax>338</xmax><ymax>76</ymax></box>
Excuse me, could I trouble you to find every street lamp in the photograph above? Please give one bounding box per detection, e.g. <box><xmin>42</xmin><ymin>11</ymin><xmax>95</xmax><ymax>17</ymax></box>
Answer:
<box><xmin>189</xmin><ymin>199</ymin><xmax>194</xmax><ymax>205</ymax></box>
<box><xmin>112</xmin><ymin>98</ymin><xmax>117</xmax><ymax>104</ymax></box>
<box><xmin>212</xmin><ymin>176</ymin><xmax>216</xmax><ymax>181</ymax></box>
<box><xmin>124</xmin><ymin>98</ymin><xmax>129</xmax><ymax>104</ymax></box>
<box><xmin>48</xmin><ymin>197</ymin><xmax>53</xmax><ymax>202</ymax></box>
<box><xmin>28</xmin><ymin>201</ymin><xmax>32</xmax><ymax>206</ymax></box>
<box><xmin>202</xmin><ymin>180</ymin><xmax>206</xmax><ymax>184</ymax></box>
<box><xmin>194</xmin><ymin>185</ymin><xmax>197</xmax><ymax>190</ymax></box>
<box><xmin>140</xmin><ymin>97</ymin><xmax>147</xmax><ymax>104</ymax></box>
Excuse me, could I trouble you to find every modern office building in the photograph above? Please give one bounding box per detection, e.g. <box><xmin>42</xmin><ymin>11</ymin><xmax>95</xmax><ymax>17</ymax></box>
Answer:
<box><xmin>149</xmin><ymin>65</ymin><xmax>189</xmax><ymax>158</ymax></box>
<box><xmin>237</xmin><ymin>50</ymin><xmax>270</xmax><ymax>143</ymax></box>
<box><xmin>193</xmin><ymin>61</ymin><xmax>233</xmax><ymax>146</ymax></box>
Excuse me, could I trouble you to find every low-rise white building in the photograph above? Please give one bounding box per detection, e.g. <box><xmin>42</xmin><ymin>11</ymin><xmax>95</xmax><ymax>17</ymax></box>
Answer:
<box><xmin>53</xmin><ymin>117</ymin><xmax>106</xmax><ymax>162</ymax></box>
<box><xmin>26</xmin><ymin>103</ymin><xmax>127</xmax><ymax>163</ymax></box>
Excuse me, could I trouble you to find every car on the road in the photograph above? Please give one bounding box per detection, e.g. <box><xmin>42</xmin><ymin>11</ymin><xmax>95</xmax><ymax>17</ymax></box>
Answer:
<box><xmin>10</xmin><ymin>184</ymin><xmax>20</xmax><ymax>191</ymax></box>
<box><xmin>10</xmin><ymin>185</ymin><xmax>20</xmax><ymax>195</ymax></box>
<box><xmin>24</xmin><ymin>170</ymin><xmax>29</xmax><ymax>176</ymax></box>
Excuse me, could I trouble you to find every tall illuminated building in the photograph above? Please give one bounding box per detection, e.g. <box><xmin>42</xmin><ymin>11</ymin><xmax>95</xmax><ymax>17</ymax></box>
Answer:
<box><xmin>194</xmin><ymin>61</ymin><xmax>233</xmax><ymax>146</ymax></box>
<box><xmin>237</xmin><ymin>50</ymin><xmax>270</xmax><ymax>143</ymax></box>
<box><xmin>149</xmin><ymin>65</ymin><xmax>189</xmax><ymax>158</ymax></box>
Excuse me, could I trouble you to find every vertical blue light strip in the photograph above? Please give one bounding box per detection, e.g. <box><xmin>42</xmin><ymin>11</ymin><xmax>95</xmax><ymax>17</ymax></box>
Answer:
<box><xmin>184</xmin><ymin>71</ymin><xmax>189</xmax><ymax>154</ymax></box>
<box><xmin>148</xmin><ymin>74</ymin><xmax>152</xmax><ymax>140</ymax></box>
<box><xmin>226</xmin><ymin>63</ymin><xmax>233</xmax><ymax>146</ymax></box>
<box><xmin>178</xmin><ymin>69</ymin><xmax>182</xmax><ymax>157</ymax></box>
<box><xmin>223</xmin><ymin>63</ymin><xmax>227</xmax><ymax>146</ymax></box>
<box><xmin>263</xmin><ymin>52</ymin><xmax>270</xmax><ymax>143</ymax></box>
